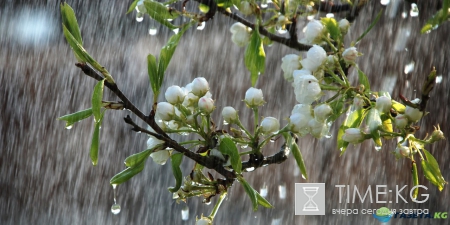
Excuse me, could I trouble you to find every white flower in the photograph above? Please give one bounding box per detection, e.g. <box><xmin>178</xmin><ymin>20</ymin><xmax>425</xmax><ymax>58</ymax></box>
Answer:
<box><xmin>244</xmin><ymin>87</ymin><xmax>265</xmax><ymax>107</ymax></box>
<box><xmin>147</xmin><ymin>134</ymin><xmax>165</xmax><ymax>149</ymax></box>
<box><xmin>222</xmin><ymin>106</ymin><xmax>238</xmax><ymax>124</ymax></box>
<box><xmin>353</xmin><ymin>94</ymin><xmax>365</xmax><ymax>109</ymax></box>
<box><xmin>182</xmin><ymin>92</ymin><xmax>199</xmax><ymax>108</ymax></box>
<box><xmin>301</xmin><ymin>45</ymin><xmax>327</xmax><ymax>72</ymax></box>
<box><xmin>281</xmin><ymin>54</ymin><xmax>301</xmax><ymax>82</ymax></box>
<box><xmin>198</xmin><ymin>96</ymin><xmax>215</xmax><ymax>114</ymax></box>
<box><xmin>293</xmin><ymin>73</ymin><xmax>321</xmax><ymax>104</ymax></box>
<box><xmin>239</xmin><ymin>1</ymin><xmax>253</xmax><ymax>15</ymax></box>
<box><xmin>260</xmin><ymin>117</ymin><xmax>280</xmax><ymax>134</ymax></box>
<box><xmin>150</xmin><ymin>149</ymin><xmax>171</xmax><ymax>165</ymax></box>
<box><xmin>156</xmin><ymin>102</ymin><xmax>175</xmax><ymax>121</ymax></box>
<box><xmin>314</xmin><ymin>104</ymin><xmax>333</xmax><ymax>122</ymax></box>
<box><xmin>308</xmin><ymin>119</ymin><xmax>329</xmax><ymax>138</ymax></box>
<box><xmin>395</xmin><ymin>145</ymin><xmax>410</xmax><ymax>157</ymax></box>
<box><xmin>191</xmin><ymin>77</ymin><xmax>209</xmax><ymax>97</ymax></box>
<box><xmin>376</xmin><ymin>96</ymin><xmax>392</xmax><ymax>113</ymax></box>
<box><xmin>230</xmin><ymin>22</ymin><xmax>251</xmax><ymax>47</ymax></box>
<box><xmin>292</xmin><ymin>69</ymin><xmax>311</xmax><ymax>81</ymax></box>
<box><xmin>303</xmin><ymin>19</ymin><xmax>324</xmax><ymax>44</ymax></box>
<box><xmin>291</xmin><ymin>104</ymin><xmax>312</xmax><ymax>117</ymax></box>
<box><xmin>338</xmin><ymin>19</ymin><xmax>350</xmax><ymax>34</ymax></box>
<box><xmin>404</xmin><ymin>99</ymin><xmax>423</xmax><ymax>122</ymax></box>
<box><xmin>368</xmin><ymin>108</ymin><xmax>382</xmax><ymax>132</ymax></box>
<box><xmin>165</xmin><ymin>85</ymin><xmax>186</xmax><ymax>105</ymax></box>
<box><xmin>289</xmin><ymin>113</ymin><xmax>310</xmax><ymax>136</ymax></box>
<box><xmin>394</xmin><ymin>114</ymin><xmax>408</xmax><ymax>129</ymax></box>
<box><xmin>342</xmin><ymin>47</ymin><xmax>359</xmax><ymax>62</ymax></box>
<box><xmin>342</xmin><ymin>128</ymin><xmax>365</xmax><ymax>144</ymax></box>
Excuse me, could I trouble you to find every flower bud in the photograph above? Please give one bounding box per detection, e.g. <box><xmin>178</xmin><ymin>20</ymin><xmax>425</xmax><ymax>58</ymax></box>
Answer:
<box><xmin>308</xmin><ymin>119</ymin><xmax>328</xmax><ymax>138</ymax></box>
<box><xmin>376</xmin><ymin>96</ymin><xmax>392</xmax><ymax>113</ymax></box>
<box><xmin>281</xmin><ymin>54</ymin><xmax>301</xmax><ymax>82</ymax></box>
<box><xmin>198</xmin><ymin>96</ymin><xmax>215</xmax><ymax>114</ymax></box>
<box><xmin>292</xmin><ymin>104</ymin><xmax>312</xmax><ymax>117</ymax></box>
<box><xmin>367</xmin><ymin>108</ymin><xmax>382</xmax><ymax>132</ymax></box>
<box><xmin>260</xmin><ymin>117</ymin><xmax>280</xmax><ymax>134</ymax></box>
<box><xmin>353</xmin><ymin>94</ymin><xmax>365</xmax><ymax>109</ymax></box>
<box><xmin>404</xmin><ymin>105</ymin><xmax>423</xmax><ymax>122</ymax></box>
<box><xmin>239</xmin><ymin>1</ymin><xmax>253</xmax><ymax>15</ymax></box>
<box><xmin>230</xmin><ymin>22</ymin><xmax>251</xmax><ymax>47</ymax></box>
<box><xmin>147</xmin><ymin>134</ymin><xmax>165</xmax><ymax>149</ymax></box>
<box><xmin>395</xmin><ymin>145</ymin><xmax>410</xmax><ymax>157</ymax></box>
<box><xmin>156</xmin><ymin>102</ymin><xmax>175</xmax><ymax>121</ymax></box>
<box><xmin>182</xmin><ymin>92</ymin><xmax>199</xmax><ymax>109</ymax></box>
<box><xmin>244</xmin><ymin>87</ymin><xmax>265</xmax><ymax>107</ymax></box>
<box><xmin>196</xmin><ymin>217</ymin><xmax>212</xmax><ymax>225</ymax></box>
<box><xmin>301</xmin><ymin>45</ymin><xmax>327</xmax><ymax>72</ymax></box>
<box><xmin>342</xmin><ymin>47</ymin><xmax>359</xmax><ymax>62</ymax></box>
<box><xmin>222</xmin><ymin>106</ymin><xmax>238</xmax><ymax>124</ymax></box>
<box><xmin>293</xmin><ymin>74</ymin><xmax>321</xmax><ymax>104</ymax></box>
<box><xmin>303</xmin><ymin>19</ymin><xmax>324</xmax><ymax>44</ymax></box>
<box><xmin>342</xmin><ymin>128</ymin><xmax>365</xmax><ymax>144</ymax></box>
<box><xmin>426</xmin><ymin>125</ymin><xmax>446</xmax><ymax>143</ymax></box>
<box><xmin>314</xmin><ymin>104</ymin><xmax>333</xmax><ymax>122</ymax></box>
<box><xmin>150</xmin><ymin>149</ymin><xmax>171</xmax><ymax>165</ymax></box>
<box><xmin>338</xmin><ymin>19</ymin><xmax>350</xmax><ymax>34</ymax></box>
<box><xmin>289</xmin><ymin>113</ymin><xmax>311</xmax><ymax>136</ymax></box>
<box><xmin>165</xmin><ymin>85</ymin><xmax>186</xmax><ymax>105</ymax></box>
<box><xmin>191</xmin><ymin>77</ymin><xmax>209</xmax><ymax>97</ymax></box>
<box><xmin>394</xmin><ymin>114</ymin><xmax>408</xmax><ymax>129</ymax></box>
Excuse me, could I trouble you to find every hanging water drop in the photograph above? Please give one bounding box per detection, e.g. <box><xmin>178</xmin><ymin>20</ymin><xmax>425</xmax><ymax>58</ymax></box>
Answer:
<box><xmin>149</xmin><ymin>27</ymin><xmax>158</xmax><ymax>35</ymax></box>
<box><xmin>404</xmin><ymin>61</ymin><xmax>415</xmax><ymax>74</ymax></box>
<box><xmin>260</xmin><ymin>183</ymin><xmax>268</xmax><ymax>197</ymax></box>
<box><xmin>111</xmin><ymin>204</ymin><xmax>121</xmax><ymax>214</ymax></box>
<box><xmin>436</xmin><ymin>75</ymin><xmax>442</xmax><ymax>84</ymax></box>
<box><xmin>181</xmin><ymin>205</ymin><xmax>189</xmax><ymax>221</ymax></box>
<box><xmin>65</xmin><ymin>125</ymin><xmax>73</xmax><ymax>130</ymax></box>
<box><xmin>197</xmin><ymin>22</ymin><xmax>206</xmax><ymax>30</ymax></box>
<box><xmin>375</xmin><ymin>146</ymin><xmax>382</xmax><ymax>151</ymax></box>
<box><xmin>410</xmin><ymin>3</ymin><xmax>419</xmax><ymax>17</ymax></box>
<box><xmin>326</xmin><ymin>13</ymin><xmax>334</xmax><ymax>18</ymax></box>
<box><xmin>223</xmin><ymin>120</ymin><xmax>229</xmax><ymax>125</ymax></box>
<box><xmin>402</xmin><ymin>12</ymin><xmax>408</xmax><ymax>18</ymax></box>
<box><xmin>245</xmin><ymin>167</ymin><xmax>255</xmax><ymax>172</ymax></box>
<box><xmin>380</xmin><ymin>0</ymin><xmax>390</xmax><ymax>5</ymax></box>
<box><xmin>172</xmin><ymin>28</ymin><xmax>179</xmax><ymax>34</ymax></box>
<box><xmin>136</xmin><ymin>12</ymin><xmax>144</xmax><ymax>22</ymax></box>
<box><xmin>278</xmin><ymin>183</ymin><xmax>286</xmax><ymax>199</ymax></box>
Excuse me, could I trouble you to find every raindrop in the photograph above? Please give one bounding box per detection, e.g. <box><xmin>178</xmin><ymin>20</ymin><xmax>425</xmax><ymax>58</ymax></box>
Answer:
<box><xmin>223</xmin><ymin>120</ymin><xmax>229</xmax><ymax>125</ymax></box>
<box><xmin>326</xmin><ymin>13</ymin><xmax>334</xmax><ymax>18</ymax></box>
<box><xmin>301</xmin><ymin>174</ymin><xmax>306</xmax><ymax>180</ymax></box>
<box><xmin>269</xmin><ymin>139</ymin><xmax>275</xmax><ymax>143</ymax></box>
<box><xmin>136</xmin><ymin>13</ymin><xmax>144</xmax><ymax>22</ymax></box>
<box><xmin>380</xmin><ymin>0</ymin><xmax>390</xmax><ymax>5</ymax></box>
<box><xmin>278</xmin><ymin>183</ymin><xmax>286</xmax><ymax>199</ymax></box>
<box><xmin>436</xmin><ymin>75</ymin><xmax>442</xmax><ymax>83</ymax></box>
<box><xmin>271</xmin><ymin>218</ymin><xmax>282</xmax><ymax>225</ymax></box>
<box><xmin>402</xmin><ymin>12</ymin><xmax>408</xmax><ymax>18</ymax></box>
<box><xmin>197</xmin><ymin>22</ymin><xmax>206</xmax><ymax>30</ymax></box>
<box><xmin>404</xmin><ymin>61</ymin><xmax>415</xmax><ymax>74</ymax></box>
<box><xmin>111</xmin><ymin>204</ymin><xmax>121</xmax><ymax>214</ymax></box>
<box><xmin>167</xmin><ymin>18</ymin><xmax>173</xmax><ymax>22</ymax></box>
<box><xmin>65</xmin><ymin>125</ymin><xmax>73</xmax><ymax>130</ymax></box>
<box><xmin>306</xmin><ymin>15</ymin><xmax>314</xmax><ymax>21</ymax></box>
<box><xmin>241</xmin><ymin>144</ymin><xmax>248</xmax><ymax>149</ymax></box>
<box><xmin>260</xmin><ymin>183</ymin><xmax>268</xmax><ymax>197</ymax></box>
<box><xmin>410</xmin><ymin>3</ymin><xmax>419</xmax><ymax>17</ymax></box>
<box><xmin>245</xmin><ymin>167</ymin><xmax>255</xmax><ymax>172</ymax></box>
<box><xmin>181</xmin><ymin>205</ymin><xmax>189</xmax><ymax>221</ymax></box>
<box><xmin>204</xmin><ymin>201</ymin><xmax>212</xmax><ymax>205</ymax></box>
<box><xmin>172</xmin><ymin>28</ymin><xmax>179</xmax><ymax>34</ymax></box>
<box><xmin>277</xmin><ymin>29</ymin><xmax>287</xmax><ymax>34</ymax></box>
<box><xmin>375</xmin><ymin>146</ymin><xmax>382</xmax><ymax>151</ymax></box>
<box><xmin>293</xmin><ymin>166</ymin><xmax>300</xmax><ymax>177</ymax></box>
<box><xmin>149</xmin><ymin>27</ymin><xmax>158</xmax><ymax>35</ymax></box>
<box><xmin>180</xmin><ymin>132</ymin><xmax>189</xmax><ymax>136</ymax></box>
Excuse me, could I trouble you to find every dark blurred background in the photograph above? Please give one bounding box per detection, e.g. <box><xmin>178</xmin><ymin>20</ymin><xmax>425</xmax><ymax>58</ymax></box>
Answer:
<box><xmin>0</xmin><ymin>0</ymin><xmax>449</xmax><ymax>224</ymax></box>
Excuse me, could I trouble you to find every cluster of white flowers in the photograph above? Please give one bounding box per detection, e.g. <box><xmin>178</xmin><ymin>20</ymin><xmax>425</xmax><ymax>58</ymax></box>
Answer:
<box><xmin>288</xmin><ymin>103</ymin><xmax>332</xmax><ymax>138</ymax></box>
<box><xmin>229</xmin><ymin>22</ymin><xmax>252</xmax><ymax>47</ymax></box>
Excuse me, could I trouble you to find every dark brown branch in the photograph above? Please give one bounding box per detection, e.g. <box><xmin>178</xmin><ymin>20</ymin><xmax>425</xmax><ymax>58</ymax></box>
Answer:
<box><xmin>216</xmin><ymin>7</ymin><xmax>312</xmax><ymax>52</ymax></box>
<box><xmin>241</xmin><ymin>139</ymin><xmax>291</xmax><ymax>170</ymax></box>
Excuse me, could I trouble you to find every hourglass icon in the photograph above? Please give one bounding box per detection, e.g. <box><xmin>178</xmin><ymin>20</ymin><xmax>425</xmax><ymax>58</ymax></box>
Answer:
<box><xmin>303</xmin><ymin>187</ymin><xmax>319</xmax><ymax>211</ymax></box>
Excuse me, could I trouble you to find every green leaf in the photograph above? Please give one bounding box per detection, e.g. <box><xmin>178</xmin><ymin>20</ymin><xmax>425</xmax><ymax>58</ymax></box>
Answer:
<box><xmin>214</xmin><ymin>0</ymin><xmax>233</xmax><ymax>8</ymax></box>
<box><xmin>143</xmin><ymin>0</ymin><xmax>180</xmax><ymax>30</ymax></box>
<box><xmin>412</xmin><ymin>161</ymin><xmax>419</xmax><ymax>199</ymax></box>
<box><xmin>321</xmin><ymin>17</ymin><xmax>341</xmax><ymax>42</ymax></box>
<box><xmin>127</xmin><ymin>0</ymin><xmax>140</xmax><ymax>14</ymax></box>
<box><xmin>219</xmin><ymin>136</ymin><xmax>242</xmax><ymax>174</ymax></box>
<box><xmin>110</xmin><ymin>160</ymin><xmax>146</xmax><ymax>185</ymax></box>
<box><xmin>290</xmin><ymin>141</ymin><xmax>307</xmax><ymax>179</ymax></box>
<box><xmin>124</xmin><ymin>149</ymin><xmax>152</xmax><ymax>167</ymax></box>
<box><xmin>338</xmin><ymin>108</ymin><xmax>368</xmax><ymax>155</ymax></box>
<box><xmin>90</xmin><ymin>121</ymin><xmax>101</xmax><ymax>166</ymax></box>
<box><xmin>168</xmin><ymin>153</ymin><xmax>184</xmax><ymax>192</ymax></box>
<box><xmin>421</xmin><ymin>0</ymin><xmax>449</xmax><ymax>34</ymax></box>
<box><xmin>421</xmin><ymin>149</ymin><xmax>446</xmax><ymax>191</ymax></box>
<box><xmin>355</xmin><ymin>10</ymin><xmax>382</xmax><ymax>44</ymax></box>
<box><xmin>328</xmin><ymin>97</ymin><xmax>346</xmax><ymax>122</ymax></box>
<box><xmin>357</xmin><ymin>69</ymin><xmax>371</xmax><ymax>94</ymax></box>
<box><xmin>60</xmin><ymin>3</ymin><xmax>82</xmax><ymax>46</ymax></box>
<box><xmin>245</xmin><ymin>30</ymin><xmax>266</xmax><ymax>86</ymax></box>
<box><xmin>147</xmin><ymin>54</ymin><xmax>159</xmax><ymax>97</ymax></box>
<box><xmin>237</xmin><ymin>176</ymin><xmax>258</xmax><ymax>211</ymax></box>
<box><xmin>256</xmin><ymin>191</ymin><xmax>273</xmax><ymax>209</ymax></box>
<box><xmin>57</xmin><ymin>108</ymin><xmax>93</xmax><ymax>128</ymax></box>
<box><xmin>92</xmin><ymin>79</ymin><xmax>105</xmax><ymax>123</ymax></box>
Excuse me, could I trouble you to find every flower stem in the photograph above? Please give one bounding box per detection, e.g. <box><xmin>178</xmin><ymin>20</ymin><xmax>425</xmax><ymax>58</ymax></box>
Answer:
<box><xmin>209</xmin><ymin>191</ymin><xmax>227</xmax><ymax>220</ymax></box>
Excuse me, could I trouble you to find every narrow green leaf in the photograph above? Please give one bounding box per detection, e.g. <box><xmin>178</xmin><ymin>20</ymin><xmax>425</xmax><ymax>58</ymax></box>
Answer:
<box><xmin>214</xmin><ymin>0</ymin><xmax>233</xmax><ymax>8</ymax></box>
<box><xmin>57</xmin><ymin>108</ymin><xmax>93</xmax><ymax>128</ymax></box>
<box><xmin>92</xmin><ymin>79</ymin><xmax>105</xmax><ymax>123</ymax></box>
<box><xmin>245</xmin><ymin>30</ymin><xmax>266</xmax><ymax>86</ymax></box>
<box><xmin>357</xmin><ymin>69</ymin><xmax>370</xmax><ymax>93</ymax></box>
<box><xmin>321</xmin><ymin>17</ymin><xmax>341</xmax><ymax>42</ymax></box>
<box><xmin>110</xmin><ymin>160</ymin><xmax>146</xmax><ymax>185</ymax></box>
<box><xmin>147</xmin><ymin>54</ymin><xmax>159</xmax><ymax>97</ymax></box>
<box><xmin>124</xmin><ymin>149</ymin><xmax>152</xmax><ymax>167</ymax></box>
<box><xmin>219</xmin><ymin>137</ymin><xmax>242</xmax><ymax>174</ymax></box>
<box><xmin>412</xmin><ymin>161</ymin><xmax>419</xmax><ymax>199</ymax></box>
<box><xmin>256</xmin><ymin>191</ymin><xmax>273</xmax><ymax>209</ymax></box>
<box><xmin>421</xmin><ymin>0</ymin><xmax>449</xmax><ymax>34</ymax></box>
<box><xmin>291</xmin><ymin>142</ymin><xmax>308</xmax><ymax>180</ymax></box>
<box><xmin>143</xmin><ymin>0</ymin><xmax>179</xmax><ymax>29</ymax></box>
<box><xmin>60</xmin><ymin>3</ymin><xmax>82</xmax><ymax>45</ymax></box>
<box><xmin>422</xmin><ymin>149</ymin><xmax>446</xmax><ymax>191</ymax></box>
<box><xmin>337</xmin><ymin>108</ymin><xmax>368</xmax><ymax>154</ymax></box>
<box><xmin>127</xmin><ymin>0</ymin><xmax>140</xmax><ymax>14</ymax></box>
<box><xmin>355</xmin><ymin>10</ymin><xmax>382</xmax><ymax>44</ymax></box>
<box><xmin>168</xmin><ymin>153</ymin><xmax>184</xmax><ymax>192</ymax></box>
<box><xmin>237</xmin><ymin>176</ymin><xmax>258</xmax><ymax>211</ymax></box>
<box><xmin>90</xmin><ymin>121</ymin><xmax>101</xmax><ymax>166</ymax></box>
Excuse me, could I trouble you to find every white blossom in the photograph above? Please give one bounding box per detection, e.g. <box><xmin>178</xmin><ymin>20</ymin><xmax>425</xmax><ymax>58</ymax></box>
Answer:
<box><xmin>301</xmin><ymin>45</ymin><xmax>327</xmax><ymax>72</ymax></box>
<box><xmin>342</xmin><ymin>128</ymin><xmax>365</xmax><ymax>144</ymax></box>
<box><xmin>314</xmin><ymin>104</ymin><xmax>333</xmax><ymax>122</ymax></box>
<box><xmin>244</xmin><ymin>87</ymin><xmax>265</xmax><ymax>107</ymax></box>
<box><xmin>230</xmin><ymin>22</ymin><xmax>251</xmax><ymax>47</ymax></box>
<box><xmin>191</xmin><ymin>77</ymin><xmax>209</xmax><ymax>97</ymax></box>
<box><xmin>260</xmin><ymin>117</ymin><xmax>280</xmax><ymax>134</ymax></box>
<box><xmin>156</xmin><ymin>102</ymin><xmax>175</xmax><ymax>121</ymax></box>
<box><xmin>281</xmin><ymin>54</ymin><xmax>301</xmax><ymax>82</ymax></box>
<box><xmin>404</xmin><ymin>99</ymin><xmax>423</xmax><ymax>122</ymax></box>
<box><xmin>239</xmin><ymin>1</ymin><xmax>253</xmax><ymax>15</ymax></box>
<box><xmin>342</xmin><ymin>47</ymin><xmax>359</xmax><ymax>62</ymax></box>
<box><xmin>150</xmin><ymin>149</ymin><xmax>171</xmax><ymax>165</ymax></box>
<box><xmin>165</xmin><ymin>85</ymin><xmax>186</xmax><ymax>105</ymax></box>
<box><xmin>394</xmin><ymin>114</ymin><xmax>408</xmax><ymax>129</ymax></box>
<box><xmin>289</xmin><ymin>113</ymin><xmax>311</xmax><ymax>136</ymax></box>
<box><xmin>302</xmin><ymin>19</ymin><xmax>324</xmax><ymax>44</ymax></box>
<box><xmin>222</xmin><ymin>106</ymin><xmax>238</xmax><ymax>124</ymax></box>
<box><xmin>198</xmin><ymin>96</ymin><xmax>215</xmax><ymax>114</ymax></box>
<box><xmin>338</xmin><ymin>19</ymin><xmax>350</xmax><ymax>34</ymax></box>
<box><xmin>376</xmin><ymin>96</ymin><xmax>392</xmax><ymax>113</ymax></box>
<box><xmin>293</xmin><ymin>73</ymin><xmax>321</xmax><ymax>104</ymax></box>
<box><xmin>308</xmin><ymin>119</ymin><xmax>329</xmax><ymax>138</ymax></box>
